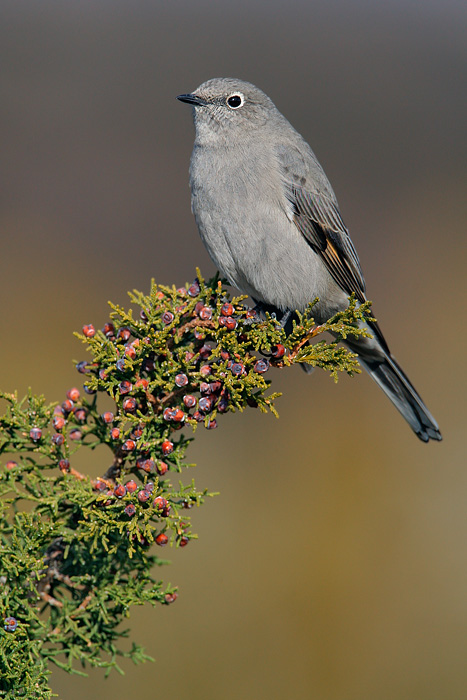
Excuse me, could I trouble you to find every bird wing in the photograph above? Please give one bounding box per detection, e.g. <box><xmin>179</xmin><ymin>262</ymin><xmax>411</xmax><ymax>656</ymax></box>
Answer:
<box><xmin>276</xmin><ymin>144</ymin><xmax>366</xmax><ymax>302</ymax></box>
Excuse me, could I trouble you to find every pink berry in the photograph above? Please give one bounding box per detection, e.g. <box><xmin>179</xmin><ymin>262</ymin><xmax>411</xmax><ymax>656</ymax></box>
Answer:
<box><xmin>30</xmin><ymin>428</ymin><xmax>42</xmax><ymax>442</ymax></box>
<box><xmin>66</xmin><ymin>387</ymin><xmax>80</xmax><ymax>402</ymax></box>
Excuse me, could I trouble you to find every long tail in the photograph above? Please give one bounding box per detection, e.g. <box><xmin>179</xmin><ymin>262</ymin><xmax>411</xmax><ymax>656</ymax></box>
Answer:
<box><xmin>358</xmin><ymin>351</ymin><xmax>442</xmax><ymax>442</ymax></box>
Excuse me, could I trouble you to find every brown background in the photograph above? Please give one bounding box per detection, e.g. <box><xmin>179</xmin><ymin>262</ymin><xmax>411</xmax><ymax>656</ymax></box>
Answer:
<box><xmin>1</xmin><ymin>1</ymin><xmax>466</xmax><ymax>698</ymax></box>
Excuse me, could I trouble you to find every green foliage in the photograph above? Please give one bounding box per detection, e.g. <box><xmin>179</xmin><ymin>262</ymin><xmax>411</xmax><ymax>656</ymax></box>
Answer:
<box><xmin>0</xmin><ymin>272</ymin><xmax>372</xmax><ymax>699</ymax></box>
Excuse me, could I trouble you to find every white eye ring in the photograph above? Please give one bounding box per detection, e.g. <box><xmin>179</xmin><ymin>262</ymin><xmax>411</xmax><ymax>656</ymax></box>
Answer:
<box><xmin>226</xmin><ymin>93</ymin><xmax>245</xmax><ymax>109</ymax></box>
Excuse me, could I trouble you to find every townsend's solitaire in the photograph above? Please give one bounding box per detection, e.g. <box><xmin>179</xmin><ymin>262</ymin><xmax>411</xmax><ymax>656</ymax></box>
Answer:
<box><xmin>177</xmin><ymin>78</ymin><xmax>441</xmax><ymax>442</ymax></box>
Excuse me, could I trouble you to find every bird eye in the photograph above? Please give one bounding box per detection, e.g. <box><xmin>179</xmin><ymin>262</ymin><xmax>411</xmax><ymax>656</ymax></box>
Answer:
<box><xmin>226</xmin><ymin>94</ymin><xmax>244</xmax><ymax>109</ymax></box>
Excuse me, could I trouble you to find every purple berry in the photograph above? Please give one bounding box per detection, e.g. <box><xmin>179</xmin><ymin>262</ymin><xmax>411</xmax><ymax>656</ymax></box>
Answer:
<box><xmin>162</xmin><ymin>311</ymin><xmax>174</xmax><ymax>325</ymax></box>
<box><xmin>124</xmin><ymin>504</ymin><xmax>136</xmax><ymax>517</ymax></box>
<box><xmin>254</xmin><ymin>359</ymin><xmax>270</xmax><ymax>374</ymax></box>
<box><xmin>4</xmin><ymin>617</ymin><xmax>17</xmax><ymax>632</ymax></box>
<box><xmin>30</xmin><ymin>428</ymin><xmax>42</xmax><ymax>442</ymax></box>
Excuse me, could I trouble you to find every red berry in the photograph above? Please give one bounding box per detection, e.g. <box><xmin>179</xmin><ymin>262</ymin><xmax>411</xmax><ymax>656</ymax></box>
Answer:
<box><xmin>6</xmin><ymin>460</ymin><xmax>17</xmax><ymax>470</ymax></box>
<box><xmin>54</xmin><ymin>405</ymin><xmax>65</xmax><ymax>416</ymax></box>
<box><xmin>199</xmin><ymin>345</ymin><xmax>212</xmax><ymax>359</ymax></box>
<box><xmin>164</xmin><ymin>593</ymin><xmax>178</xmax><ymax>604</ymax></box>
<box><xmin>119</xmin><ymin>380</ymin><xmax>132</xmax><ymax>395</ymax></box>
<box><xmin>122</xmin><ymin>397</ymin><xmax>137</xmax><ymax>413</ymax></box>
<box><xmin>192</xmin><ymin>411</ymin><xmax>204</xmax><ymax>422</ymax></box>
<box><xmin>137</xmin><ymin>489</ymin><xmax>150</xmax><ymax>503</ymax></box>
<box><xmin>59</xmin><ymin>459</ymin><xmax>70</xmax><ymax>472</ymax></box>
<box><xmin>51</xmin><ymin>433</ymin><xmax>64</xmax><ymax>446</ymax></box>
<box><xmin>153</xmin><ymin>496</ymin><xmax>169</xmax><ymax>513</ymax></box>
<box><xmin>221</xmin><ymin>302</ymin><xmax>234</xmax><ymax>316</ymax></box>
<box><xmin>205</xmin><ymin>419</ymin><xmax>218</xmax><ymax>430</ymax></box>
<box><xmin>220</xmin><ymin>350</ymin><xmax>230</xmax><ymax>361</ymax></box>
<box><xmin>157</xmin><ymin>461</ymin><xmax>168</xmax><ymax>475</ymax></box>
<box><xmin>254</xmin><ymin>359</ymin><xmax>270</xmax><ymax>373</ymax></box>
<box><xmin>117</xmin><ymin>327</ymin><xmax>131</xmax><ymax>342</ymax></box>
<box><xmin>94</xmin><ymin>479</ymin><xmax>107</xmax><ymax>491</ymax></box>
<box><xmin>194</xmin><ymin>329</ymin><xmax>205</xmax><ymax>340</ymax></box>
<box><xmin>199</xmin><ymin>364</ymin><xmax>211</xmax><ymax>377</ymax></box>
<box><xmin>198</xmin><ymin>397</ymin><xmax>213</xmax><ymax>413</ymax></box>
<box><xmin>163</xmin><ymin>408</ymin><xmax>174</xmax><ymax>421</ymax></box>
<box><xmin>162</xmin><ymin>311</ymin><xmax>174</xmax><ymax>325</ymax></box>
<box><xmin>145</xmin><ymin>481</ymin><xmax>155</xmax><ymax>493</ymax></box>
<box><xmin>185</xmin><ymin>351</ymin><xmax>195</xmax><ymax>362</ymax></box>
<box><xmin>183</xmin><ymin>395</ymin><xmax>197</xmax><ymax>409</ymax></box>
<box><xmin>217</xmin><ymin>393</ymin><xmax>230</xmax><ymax>413</ymax></box>
<box><xmin>224</xmin><ymin>317</ymin><xmax>237</xmax><ymax>331</ymax></box>
<box><xmin>231</xmin><ymin>362</ymin><xmax>244</xmax><ymax>376</ymax></box>
<box><xmin>74</xmin><ymin>408</ymin><xmax>87</xmax><ymax>422</ymax></box>
<box><xmin>125</xmin><ymin>479</ymin><xmax>137</xmax><ymax>493</ymax></box>
<box><xmin>138</xmin><ymin>458</ymin><xmax>155</xmax><ymax>473</ymax></box>
<box><xmin>114</xmin><ymin>484</ymin><xmax>127</xmax><ymax>498</ymax></box>
<box><xmin>110</xmin><ymin>427</ymin><xmax>120</xmax><ymax>440</ymax></box>
<box><xmin>175</xmin><ymin>373</ymin><xmax>188</xmax><ymax>387</ymax></box>
<box><xmin>69</xmin><ymin>429</ymin><xmax>82</xmax><ymax>441</ymax></box>
<box><xmin>82</xmin><ymin>324</ymin><xmax>95</xmax><ymax>338</ymax></box>
<box><xmin>102</xmin><ymin>412</ymin><xmax>114</xmax><ymax>424</ymax></box>
<box><xmin>172</xmin><ymin>408</ymin><xmax>185</xmax><ymax>423</ymax></box>
<box><xmin>131</xmin><ymin>425</ymin><xmax>144</xmax><ymax>438</ymax></box>
<box><xmin>199</xmin><ymin>306</ymin><xmax>213</xmax><ymax>320</ymax></box>
<box><xmin>62</xmin><ymin>399</ymin><xmax>74</xmax><ymax>413</ymax></box>
<box><xmin>135</xmin><ymin>378</ymin><xmax>149</xmax><ymax>390</ymax></box>
<box><xmin>179</xmin><ymin>536</ymin><xmax>189</xmax><ymax>547</ymax></box>
<box><xmin>102</xmin><ymin>322</ymin><xmax>115</xmax><ymax>338</ymax></box>
<box><xmin>124</xmin><ymin>504</ymin><xmax>136</xmax><ymax>517</ymax></box>
<box><xmin>66</xmin><ymin>387</ymin><xmax>80</xmax><ymax>402</ymax></box>
<box><xmin>124</xmin><ymin>345</ymin><xmax>136</xmax><ymax>359</ymax></box>
<box><xmin>161</xmin><ymin>439</ymin><xmax>173</xmax><ymax>455</ymax></box>
<box><xmin>188</xmin><ymin>280</ymin><xmax>200</xmax><ymax>297</ymax></box>
<box><xmin>271</xmin><ymin>344</ymin><xmax>286</xmax><ymax>359</ymax></box>
<box><xmin>155</xmin><ymin>533</ymin><xmax>169</xmax><ymax>546</ymax></box>
<box><xmin>30</xmin><ymin>428</ymin><xmax>42</xmax><ymax>442</ymax></box>
<box><xmin>122</xmin><ymin>439</ymin><xmax>136</xmax><ymax>452</ymax></box>
<box><xmin>53</xmin><ymin>416</ymin><xmax>65</xmax><ymax>430</ymax></box>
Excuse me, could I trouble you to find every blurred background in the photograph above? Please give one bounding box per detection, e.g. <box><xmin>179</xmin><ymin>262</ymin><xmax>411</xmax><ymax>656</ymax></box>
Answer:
<box><xmin>1</xmin><ymin>1</ymin><xmax>466</xmax><ymax>698</ymax></box>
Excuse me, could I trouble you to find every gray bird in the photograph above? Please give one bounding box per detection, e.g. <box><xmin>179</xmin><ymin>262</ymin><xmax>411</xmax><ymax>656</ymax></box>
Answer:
<box><xmin>177</xmin><ymin>78</ymin><xmax>442</xmax><ymax>442</ymax></box>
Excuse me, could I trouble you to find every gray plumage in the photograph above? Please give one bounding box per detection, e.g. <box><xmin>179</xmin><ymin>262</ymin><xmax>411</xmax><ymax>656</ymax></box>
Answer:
<box><xmin>177</xmin><ymin>78</ymin><xmax>441</xmax><ymax>442</ymax></box>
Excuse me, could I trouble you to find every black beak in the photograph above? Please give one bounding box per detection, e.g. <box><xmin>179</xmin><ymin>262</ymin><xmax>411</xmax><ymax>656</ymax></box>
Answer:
<box><xmin>176</xmin><ymin>93</ymin><xmax>207</xmax><ymax>107</ymax></box>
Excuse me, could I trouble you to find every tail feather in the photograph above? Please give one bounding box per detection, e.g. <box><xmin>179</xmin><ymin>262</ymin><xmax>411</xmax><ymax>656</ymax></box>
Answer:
<box><xmin>359</xmin><ymin>353</ymin><xmax>442</xmax><ymax>442</ymax></box>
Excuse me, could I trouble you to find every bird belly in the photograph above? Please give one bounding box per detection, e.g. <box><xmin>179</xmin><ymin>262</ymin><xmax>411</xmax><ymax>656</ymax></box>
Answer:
<box><xmin>192</xmin><ymin>182</ymin><xmax>347</xmax><ymax>322</ymax></box>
